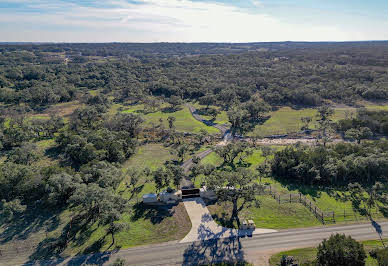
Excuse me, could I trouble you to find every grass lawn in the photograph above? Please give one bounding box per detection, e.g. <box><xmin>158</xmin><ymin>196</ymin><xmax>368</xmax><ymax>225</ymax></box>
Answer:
<box><xmin>123</xmin><ymin>143</ymin><xmax>174</xmax><ymax>171</ymax></box>
<box><xmin>191</xmin><ymin>102</ymin><xmax>230</xmax><ymax>125</ymax></box>
<box><xmin>208</xmin><ymin>195</ymin><xmax>320</xmax><ymax>229</ymax></box>
<box><xmin>249</xmin><ymin>106</ymin><xmax>356</xmax><ymax>138</ymax></box>
<box><xmin>121</xmin><ymin>143</ymin><xmax>175</xmax><ymax>196</ymax></box>
<box><xmin>116</xmin><ymin>103</ymin><xmax>219</xmax><ymax>134</ymax></box>
<box><xmin>365</xmin><ymin>103</ymin><xmax>388</xmax><ymax>111</ymax></box>
<box><xmin>65</xmin><ymin>203</ymin><xmax>191</xmax><ymax>256</ymax></box>
<box><xmin>269</xmin><ymin>239</ymin><xmax>388</xmax><ymax>266</ymax></box>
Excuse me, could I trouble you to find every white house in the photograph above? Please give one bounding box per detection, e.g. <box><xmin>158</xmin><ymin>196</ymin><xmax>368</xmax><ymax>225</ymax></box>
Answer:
<box><xmin>142</xmin><ymin>193</ymin><xmax>158</xmax><ymax>204</ymax></box>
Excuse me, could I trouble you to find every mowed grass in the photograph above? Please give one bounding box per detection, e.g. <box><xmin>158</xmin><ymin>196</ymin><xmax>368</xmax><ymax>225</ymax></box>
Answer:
<box><xmin>121</xmin><ymin>143</ymin><xmax>175</xmax><ymax>195</ymax></box>
<box><xmin>208</xmin><ymin>195</ymin><xmax>320</xmax><ymax>229</ymax></box>
<box><xmin>116</xmin><ymin>103</ymin><xmax>219</xmax><ymax>134</ymax></box>
<box><xmin>250</xmin><ymin>107</ymin><xmax>354</xmax><ymax>137</ymax></box>
<box><xmin>269</xmin><ymin>239</ymin><xmax>388</xmax><ymax>266</ymax></box>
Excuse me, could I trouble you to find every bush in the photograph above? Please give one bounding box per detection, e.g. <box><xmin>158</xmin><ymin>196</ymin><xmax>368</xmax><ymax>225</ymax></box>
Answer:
<box><xmin>371</xmin><ymin>247</ymin><xmax>388</xmax><ymax>266</ymax></box>
<box><xmin>316</xmin><ymin>234</ymin><xmax>366</xmax><ymax>266</ymax></box>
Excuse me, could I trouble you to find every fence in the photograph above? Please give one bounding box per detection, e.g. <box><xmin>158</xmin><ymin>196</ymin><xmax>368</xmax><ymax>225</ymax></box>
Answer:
<box><xmin>255</xmin><ymin>185</ymin><xmax>382</xmax><ymax>224</ymax></box>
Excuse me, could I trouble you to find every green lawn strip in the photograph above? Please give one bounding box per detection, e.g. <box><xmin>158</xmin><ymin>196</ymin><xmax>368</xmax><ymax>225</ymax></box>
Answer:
<box><xmin>269</xmin><ymin>239</ymin><xmax>388</xmax><ymax>266</ymax></box>
<box><xmin>208</xmin><ymin>195</ymin><xmax>320</xmax><ymax>230</ymax></box>
<box><xmin>284</xmin><ymin>186</ymin><xmax>384</xmax><ymax>223</ymax></box>
<box><xmin>365</xmin><ymin>103</ymin><xmax>388</xmax><ymax>111</ymax></box>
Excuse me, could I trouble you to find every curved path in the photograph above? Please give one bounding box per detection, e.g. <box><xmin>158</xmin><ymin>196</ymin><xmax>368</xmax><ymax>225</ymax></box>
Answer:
<box><xmin>180</xmin><ymin>104</ymin><xmax>232</xmax><ymax>188</ymax></box>
<box><xmin>180</xmin><ymin>198</ymin><xmax>276</xmax><ymax>243</ymax></box>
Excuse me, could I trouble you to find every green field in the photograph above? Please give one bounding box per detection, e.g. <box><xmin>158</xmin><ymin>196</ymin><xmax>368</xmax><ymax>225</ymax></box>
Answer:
<box><xmin>208</xmin><ymin>195</ymin><xmax>321</xmax><ymax>229</ymax></box>
<box><xmin>250</xmin><ymin>107</ymin><xmax>354</xmax><ymax>137</ymax></box>
<box><xmin>117</xmin><ymin>103</ymin><xmax>219</xmax><ymax>134</ymax></box>
<box><xmin>191</xmin><ymin>102</ymin><xmax>230</xmax><ymax>125</ymax></box>
<box><xmin>269</xmin><ymin>239</ymin><xmax>388</xmax><ymax>266</ymax></box>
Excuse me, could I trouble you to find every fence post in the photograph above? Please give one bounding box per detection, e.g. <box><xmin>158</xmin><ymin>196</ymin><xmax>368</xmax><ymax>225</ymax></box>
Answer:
<box><xmin>333</xmin><ymin>211</ymin><xmax>335</xmax><ymax>222</ymax></box>
<box><xmin>290</xmin><ymin>194</ymin><xmax>292</xmax><ymax>203</ymax></box>
<box><xmin>299</xmin><ymin>193</ymin><xmax>302</xmax><ymax>203</ymax></box>
<box><xmin>278</xmin><ymin>195</ymin><xmax>281</xmax><ymax>204</ymax></box>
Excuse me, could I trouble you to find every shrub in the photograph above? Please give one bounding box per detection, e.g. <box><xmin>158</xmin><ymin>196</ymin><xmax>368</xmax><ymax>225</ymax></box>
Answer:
<box><xmin>316</xmin><ymin>234</ymin><xmax>366</xmax><ymax>266</ymax></box>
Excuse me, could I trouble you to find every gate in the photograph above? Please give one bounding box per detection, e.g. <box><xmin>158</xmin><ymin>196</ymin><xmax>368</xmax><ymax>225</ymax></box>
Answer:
<box><xmin>182</xmin><ymin>188</ymin><xmax>200</xmax><ymax>199</ymax></box>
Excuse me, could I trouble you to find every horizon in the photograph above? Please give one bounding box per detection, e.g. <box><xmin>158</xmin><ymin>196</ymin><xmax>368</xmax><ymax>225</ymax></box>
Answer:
<box><xmin>2</xmin><ymin>40</ymin><xmax>388</xmax><ymax>44</ymax></box>
<box><xmin>1</xmin><ymin>0</ymin><xmax>388</xmax><ymax>43</ymax></box>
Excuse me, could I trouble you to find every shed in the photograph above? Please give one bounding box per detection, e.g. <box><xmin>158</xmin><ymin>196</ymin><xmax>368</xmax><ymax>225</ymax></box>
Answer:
<box><xmin>143</xmin><ymin>193</ymin><xmax>158</xmax><ymax>204</ymax></box>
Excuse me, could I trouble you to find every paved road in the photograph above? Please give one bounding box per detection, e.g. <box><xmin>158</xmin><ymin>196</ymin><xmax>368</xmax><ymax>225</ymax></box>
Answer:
<box><xmin>186</xmin><ymin>104</ymin><xmax>229</xmax><ymax>135</ymax></box>
<box><xmin>44</xmin><ymin>221</ymin><xmax>387</xmax><ymax>266</ymax></box>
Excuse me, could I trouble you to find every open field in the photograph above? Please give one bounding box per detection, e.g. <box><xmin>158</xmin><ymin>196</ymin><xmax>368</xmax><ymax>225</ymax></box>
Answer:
<box><xmin>250</xmin><ymin>103</ymin><xmax>388</xmax><ymax>138</ymax></box>
<box><xmin>30</xmin><ymin>101</ymin><xmax>83</xmax><ymax>119</ymax></box>
<box><xmin>191</xmin><ymin>102</ymin><xmax>230</xmax><ymax>125</ymax></box>
<box><xmin>115</xmin><ymin>103</ymin><xmax>219</xmax><ymax>134</ymax></box>
<box><xmin>269</xmin><ymin>238</ymin><xmax>388</xmax><ymax>266</ymax></box>
<box><xmin>208</xmin><ymin>195</ymin><xmax>321</xmax><ymax>229</ymax></box>
<box><xmin>249</xmin><ymin>107</ymin><xmax>354</xmax><ymax>137</ymax></box>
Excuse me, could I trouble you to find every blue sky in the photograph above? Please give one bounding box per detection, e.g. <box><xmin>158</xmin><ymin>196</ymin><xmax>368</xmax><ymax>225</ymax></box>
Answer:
<box><xmin>0</xmin><ymin>0</ymin><xmax>387</xmax><ymax>42</ymax></box>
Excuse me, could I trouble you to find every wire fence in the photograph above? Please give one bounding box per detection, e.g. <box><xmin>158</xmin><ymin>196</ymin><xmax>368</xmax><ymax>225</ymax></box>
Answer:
<box><xmin>256</xmin><ymin>184</ymin><xmax>383</xmax><ymax>224</ymax></box>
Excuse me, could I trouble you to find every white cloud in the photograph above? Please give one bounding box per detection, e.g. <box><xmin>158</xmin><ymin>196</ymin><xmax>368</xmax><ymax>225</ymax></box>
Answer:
<box><xmin>0</xmin><ymin>0</ymin><xmax>387</xmax><ymax>42</ymax></box>
<box><xmin>252</xmin><ymin>0</ymin><xmax>262</xmax><ymax>7</ymax></box>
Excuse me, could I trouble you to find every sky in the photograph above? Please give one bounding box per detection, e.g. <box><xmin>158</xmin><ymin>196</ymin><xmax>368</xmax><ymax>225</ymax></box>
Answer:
<box><xmin>0</xmin><ymin>0</ymin><xmax>387</xmax><ymax>42</ymax></box>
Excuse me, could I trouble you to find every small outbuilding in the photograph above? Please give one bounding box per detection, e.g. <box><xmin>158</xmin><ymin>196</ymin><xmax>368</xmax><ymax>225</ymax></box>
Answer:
<box><xmin>142</xmin><ymin>193</ymin><xmax>158</xmax><ymax>204</ymax></box>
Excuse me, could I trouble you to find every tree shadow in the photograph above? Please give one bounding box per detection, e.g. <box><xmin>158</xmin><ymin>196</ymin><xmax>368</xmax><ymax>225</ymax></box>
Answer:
<box><xmin>161</xmin><ymin>106</ymin><xmax>180</xmax><ymax>113</ymax></box>
<box><xmin>44</xmin><ymin>146</ymin><xmax>62</xmax><ymax>161</ymax></box>
<box><xmin>0</xmin><ymin>205</ymin><xmax>63</xmax><ymax>245</ymax></box>
<box><xmin>212</xmin><ymin>213</ymin><xmax>235</xmax><ymax>229</ymax></box>
<box><xmin>131</xmin><ymin>202</ymin><xmax>175</xmax><ymax>224</ymax></box>
<box><xmin>25</xmin><ymin>211</ymin><xmax>103</xmax><ymax>264</ymax></box>
<box><xmin>183</xmin><ymin>234</ymin><xmax>245</xmax><ymax>265</ymax></box>
<box><xmin>26</xmin><ymin>237</ymin><xmax>67</xmax><ymax>263</ymax></box>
